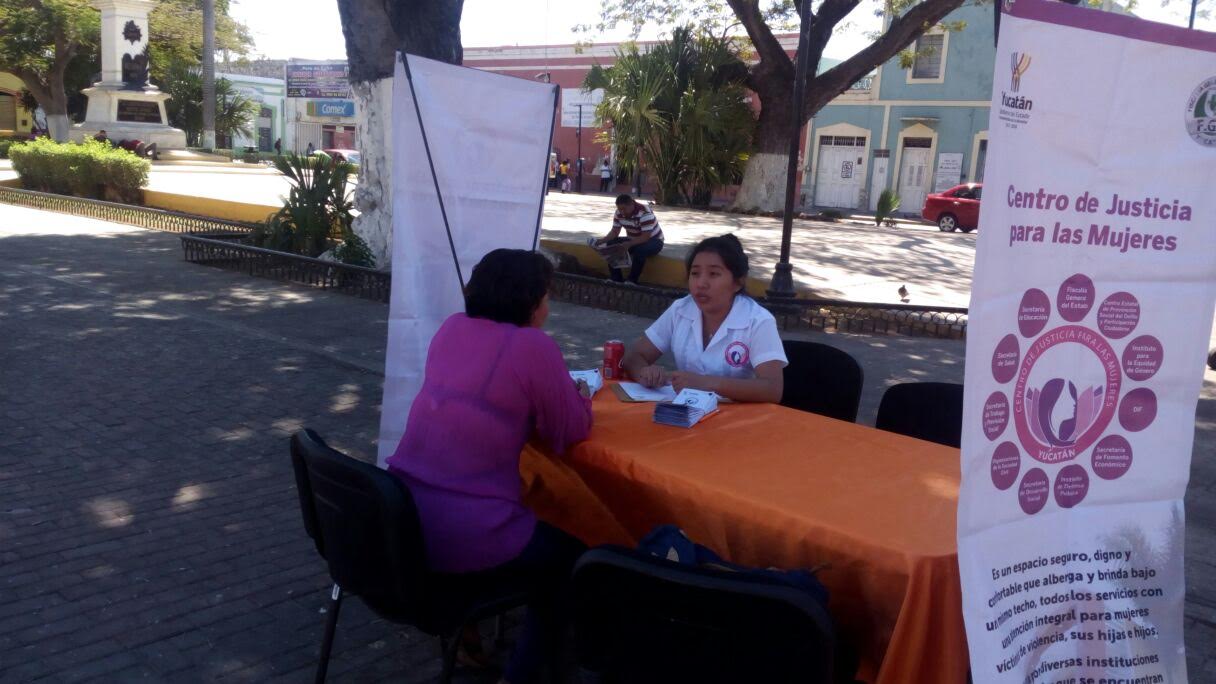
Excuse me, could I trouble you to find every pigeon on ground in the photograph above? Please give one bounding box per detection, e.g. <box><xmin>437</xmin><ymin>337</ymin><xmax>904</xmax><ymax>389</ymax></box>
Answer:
<box><xmin>898</xmin><ymin>284</ymin><xmax>909</xmax><ymax>302</ymax></box>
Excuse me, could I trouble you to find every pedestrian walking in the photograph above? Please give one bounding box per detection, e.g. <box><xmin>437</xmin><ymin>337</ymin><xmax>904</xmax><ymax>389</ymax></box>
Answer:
<box><xmin>274</xmin><ymin>138</ymin><xmax>282</xmax><ymax>155</ymax></box>
<box><xmin>559</xmin><ymin>159</ymin><xmax>571</xmax><ymax>193</ymax></box>
<box><xmin>599</xmin><ymin>159</ymin><xmax>613</xmax><ymax>193</ymax></box>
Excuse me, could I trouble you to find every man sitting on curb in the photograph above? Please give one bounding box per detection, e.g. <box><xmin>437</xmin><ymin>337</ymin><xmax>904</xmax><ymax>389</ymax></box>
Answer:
<box><xmin>590</xmin><ymin>193</ymin><xmax>665</xmax><ymax>285</ymax></box>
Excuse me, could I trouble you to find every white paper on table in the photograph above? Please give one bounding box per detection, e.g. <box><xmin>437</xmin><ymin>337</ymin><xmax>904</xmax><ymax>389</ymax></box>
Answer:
<box><xmin>616</xmin><ymin>382</ymin><xmax>677</xmax><ymax>402</ymax></box>
<box><xmin>569</xmin><ymin>369</ymin><xmax>603</xmax><ymax>397</ymax></box>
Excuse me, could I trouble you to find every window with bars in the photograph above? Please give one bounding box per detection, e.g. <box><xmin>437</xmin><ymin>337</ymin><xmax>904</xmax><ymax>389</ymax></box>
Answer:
<box><xmin>819</xmin><ymin>136</ymin><xmax>867</xmax><ymax>147</ymax></box>
<box><xmin>911</xmin><ymin>34</ymin><xmax>945</xmax><ymax>80</ymax></box>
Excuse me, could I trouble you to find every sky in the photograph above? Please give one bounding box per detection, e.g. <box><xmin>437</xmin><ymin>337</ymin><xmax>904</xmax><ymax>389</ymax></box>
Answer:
<box><xmin>228</xmin><ymin>0</ymin><xmax>1213</xmax><ymax>62</ymax></box>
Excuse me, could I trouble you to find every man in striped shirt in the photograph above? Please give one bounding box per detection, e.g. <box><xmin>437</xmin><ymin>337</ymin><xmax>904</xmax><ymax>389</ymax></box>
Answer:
<box><xmin>591</xmin><ymin>194</ymin><xmax>666</xmax><ymax>284</ymax></box>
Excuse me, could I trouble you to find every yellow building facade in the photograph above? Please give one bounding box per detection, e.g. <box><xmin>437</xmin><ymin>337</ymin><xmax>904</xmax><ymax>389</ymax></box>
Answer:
<box><xmin>0</xmin><ymin>72</ymin><xmax>35</xmax><ymax>135</ymax></box>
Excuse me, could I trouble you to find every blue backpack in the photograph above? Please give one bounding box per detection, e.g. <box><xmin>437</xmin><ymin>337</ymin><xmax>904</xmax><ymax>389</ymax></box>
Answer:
<box><xmin>637</xmin><ymin>524</ymin><xmax>830</xmax><ymax>608</ymax></box>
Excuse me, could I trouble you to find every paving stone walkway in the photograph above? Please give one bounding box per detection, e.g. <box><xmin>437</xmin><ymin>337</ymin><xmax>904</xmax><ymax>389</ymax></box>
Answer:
<box><xmin>0</xmin><ymin>203</ymin><xmax>1213</xmax><ymax>681</ymax></box>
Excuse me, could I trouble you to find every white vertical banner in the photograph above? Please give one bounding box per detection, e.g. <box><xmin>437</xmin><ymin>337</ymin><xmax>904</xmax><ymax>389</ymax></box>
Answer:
<box><xmin>960</xmin><ymin>1</ymin><xmax>1216</xmax><ymax>682</ymax></box>
<box><xmin>378</xmin><ymin>54</ymin><xmax>558</xmax><ymax>465</ymax></box>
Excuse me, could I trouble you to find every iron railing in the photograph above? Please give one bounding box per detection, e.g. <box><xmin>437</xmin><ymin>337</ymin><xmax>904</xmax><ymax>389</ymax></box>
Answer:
<box><xmin>0</xmin><ymin>186</ymin><xmax>256</xmax><ymax>234</ymax></box>
<box><xmin>180</xmin><ymin>233</ymin><xmax>391</xmax><ymax>302</ymax></box>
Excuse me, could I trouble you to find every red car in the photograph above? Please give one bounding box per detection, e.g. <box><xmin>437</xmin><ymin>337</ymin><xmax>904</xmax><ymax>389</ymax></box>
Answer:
<box><xmin>921</xmin><ymin>183</ymin><xmax>983</xmax><ymax>233</ymax></box>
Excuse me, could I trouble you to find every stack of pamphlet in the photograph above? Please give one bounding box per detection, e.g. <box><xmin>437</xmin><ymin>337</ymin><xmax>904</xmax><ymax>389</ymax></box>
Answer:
<box><xmin>653</xmin><ymin>389</ymin><xmax>719</xmax><ymax>428</ymax></box>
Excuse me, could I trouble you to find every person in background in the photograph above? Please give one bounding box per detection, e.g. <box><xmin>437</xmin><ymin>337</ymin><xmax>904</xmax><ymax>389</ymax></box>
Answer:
<box><xmin>591</xmin><ymin>193</ymin><xmax>665</xmax><ymax>285</ymax></box>
<box><xmin>386</xmin><ymin>249</ymin><xmax>592</xmax><ymax>684</ymax></box>
<box><xmin>599</xmin><ymin>159</ymin><xmax>613</xmax><ymax>193</ymax></box>
<box><xmin>558</xmin><ymin>159</ymin><xmax>571</xmax><ymax>193</ymax></box>
<box><xmin>93</xmin><ymin>130</ymin><xmax>109</xmax><ymax>145</ymax></box>
<box><xmin>274</xmin><ymin>138</ymin><xmax>282</xmax><ymax>156</ymax></box>
<box><xmin>620</xmin><ymin>234</ymin><xmax>786</xmax><ymax>403</ymax></box>
<box><xmin>306</xmin><ymin>141</ymin><xmax>315</xmax><ymax>155</ymax></box>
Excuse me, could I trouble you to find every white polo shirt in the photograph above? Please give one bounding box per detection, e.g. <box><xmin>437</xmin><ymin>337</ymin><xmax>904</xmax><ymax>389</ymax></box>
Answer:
<box><xmin>645</xmin><ymin>295</ymin><xmax>788</xmax><ymax>378</ymax></box>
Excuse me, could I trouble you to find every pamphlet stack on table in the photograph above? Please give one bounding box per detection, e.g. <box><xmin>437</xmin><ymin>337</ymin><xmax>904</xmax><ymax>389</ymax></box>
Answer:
<box><xmin>653</xmin><ymin>389</ymin><xmax>719</xmax><ymax>428</ymax></box>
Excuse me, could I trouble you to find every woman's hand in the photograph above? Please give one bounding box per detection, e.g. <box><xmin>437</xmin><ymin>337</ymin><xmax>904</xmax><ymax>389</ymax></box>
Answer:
<box><xmin>635</xmin><ymin>365</ymin><xmax>667</xmax><ymax>388</ymax></box>
<box><xmin>669</xmin><ymin>371</ymin><xmax>715</xmax><ymax>394</ymax></box>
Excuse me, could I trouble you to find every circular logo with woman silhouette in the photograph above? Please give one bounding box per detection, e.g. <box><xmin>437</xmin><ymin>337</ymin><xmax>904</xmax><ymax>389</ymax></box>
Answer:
<box><xmin>984</xmin><ymin>273</ymin><xmax>1160</xmax><ymax>514</ymax></box>
<box><xmin>724</xmin><ymin>341</ymin><xmax>750</xmax><ymax>368</ymax></box>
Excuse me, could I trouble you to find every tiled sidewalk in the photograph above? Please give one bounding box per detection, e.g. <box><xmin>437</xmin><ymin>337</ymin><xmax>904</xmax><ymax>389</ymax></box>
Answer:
<box><xmin>0</xmin><ymin>203</ymin><xmax>1213</xmax><ymax>681</ymax></box>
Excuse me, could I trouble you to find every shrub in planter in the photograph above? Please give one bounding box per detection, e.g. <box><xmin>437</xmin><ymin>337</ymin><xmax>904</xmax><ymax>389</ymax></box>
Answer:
<box><xmin>250</xmin><ymin>152</ymin><xmax>373</xmax><ymax>267</ymax></box>
<box><xmin>9</xmin><ymin>138</ymin><xmax>149</xmax><ymax>203</ymax></box>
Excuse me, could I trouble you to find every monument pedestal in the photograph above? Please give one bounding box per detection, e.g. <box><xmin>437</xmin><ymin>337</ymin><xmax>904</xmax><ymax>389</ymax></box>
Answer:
<box><xmin>69</xmin><ymin>0</ymin><xmax>187</xmax><ymax>149</ymax></box>
<box><xmin>70</xmin><ymin>86</ymin><xmax>187</xmax><ymax>148</ymax></box>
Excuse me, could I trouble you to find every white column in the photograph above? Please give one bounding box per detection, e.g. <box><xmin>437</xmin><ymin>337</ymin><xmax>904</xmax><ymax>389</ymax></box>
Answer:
<box><xmin>91</xmin><ymin>0</ymin><xmax>156</xmax><ymax>88</ymax></box>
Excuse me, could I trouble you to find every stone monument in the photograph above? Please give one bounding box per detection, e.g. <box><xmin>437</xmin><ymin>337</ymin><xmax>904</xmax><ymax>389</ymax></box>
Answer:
<box><xmin>70</xmin><ymin>0</ymin><xmax>186</xmax><ymax>148</ymax></box>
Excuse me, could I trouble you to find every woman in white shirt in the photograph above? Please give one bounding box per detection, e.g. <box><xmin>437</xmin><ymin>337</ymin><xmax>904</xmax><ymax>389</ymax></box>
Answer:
<box><xmin>620</xmin><ymin>234</ymin><xmax>787</xmax><ymax>403</ymax></box>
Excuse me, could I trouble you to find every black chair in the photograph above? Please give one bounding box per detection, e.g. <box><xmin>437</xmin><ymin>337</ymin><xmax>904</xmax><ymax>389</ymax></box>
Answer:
<box><xmin>875</xmin><ymin>382</ymin><xmax>964</xmax><ymax>447</ymax></box>
<box><xmin>572</xmin><ymin>546</ymin><xmax>835</xmax><ymax>684</ymax></box>
<box><xmin>780</xmin><ymin>340</ymin><xmax>864</xmax><ymax>423</ymax></box>
<box><xmin>290</xmin><ymin>429</ymin><xmax>529</xmax><ymax>683</ymax></box>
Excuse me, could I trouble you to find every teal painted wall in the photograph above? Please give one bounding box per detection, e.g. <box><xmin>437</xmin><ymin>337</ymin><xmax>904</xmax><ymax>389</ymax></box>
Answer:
<box><xmin>802</xmin><ymin>4</ymin><xmax>996</xmax><ymax>210</ymax></box>
<box><xmin>879</xmin><ymin>3</ymin><xmax>995</xmax><ymax>102</ymax></box>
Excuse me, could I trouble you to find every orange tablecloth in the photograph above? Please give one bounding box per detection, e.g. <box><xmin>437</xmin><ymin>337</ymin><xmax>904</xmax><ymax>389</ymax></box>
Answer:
<box><xmin>520</xmin><ymin>392</ymin><xmax>968</xmax><ymax>684</ymax></box>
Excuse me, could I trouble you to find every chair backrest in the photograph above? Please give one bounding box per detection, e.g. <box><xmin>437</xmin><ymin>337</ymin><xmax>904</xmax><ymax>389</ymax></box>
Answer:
<box><xmin>780</xmin><ymin>340</ymin><xmax>864</xmax><ymax>423</ymax></box>
<box><xmin>875</xmin><ymin>382</ymin><xmax>964</xmax><ymax>447</ymax></box>
<box><xmin>289</xmin><ymin>430</ymin><xmax>429</xmax><ymax>616</ymax></box>
<box><xmin>572</xmin><ymin>546</ymin><xmax>835</xmax><ymax>684</ymax></box>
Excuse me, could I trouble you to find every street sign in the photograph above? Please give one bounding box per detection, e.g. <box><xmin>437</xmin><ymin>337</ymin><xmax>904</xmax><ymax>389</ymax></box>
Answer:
<box><xmin>560</xmin><ymin>88</ymin><xmax>603</xmax><ymax>128</ymax></box>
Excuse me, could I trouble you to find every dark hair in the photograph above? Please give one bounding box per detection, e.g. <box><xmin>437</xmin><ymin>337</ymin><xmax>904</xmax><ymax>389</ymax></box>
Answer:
<box><xmin>464</xmin><ymin>249</ymin><xmax>554</xmax><ymax>326</ymax></box>
<box><xmin>686</xmin><ymin>234</ymin><xmax>749</xmax><ymax>281</ymax></box>
<box><xmin>615</xmin><ymin>193</ymin><xmax>634</xmax><ymax>207</ymax></box>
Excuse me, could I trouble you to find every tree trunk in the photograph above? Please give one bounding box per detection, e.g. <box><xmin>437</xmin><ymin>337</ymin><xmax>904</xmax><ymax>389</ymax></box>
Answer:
<box><xmin>17</xmin><ymin>70</ymin><xmax>70</xmax><ymax>141</ymax></box>
<box><xmin>336</xmin><ymin>0</ymin><xmax>465</xmax><ymax>269</ymax></box>
<box><xmin>732</xmin><ymin>77</ymin><xmax>797</xmax><ymax>212</ymax></box>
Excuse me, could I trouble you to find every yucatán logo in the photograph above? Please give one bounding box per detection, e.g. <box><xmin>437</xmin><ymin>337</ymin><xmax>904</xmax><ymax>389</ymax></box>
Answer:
<box><xmin>1186</xmin><ymin>77</ymin><xmax>1216</xmax><ymax>147</ymax></box>
<box><xmin>998</xmin><ymin>51</ymin><xmax>1033</xmax><ymax>129</ymax></box>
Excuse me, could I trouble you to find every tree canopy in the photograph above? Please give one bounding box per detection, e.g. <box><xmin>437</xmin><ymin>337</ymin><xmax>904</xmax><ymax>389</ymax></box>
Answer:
<box><xmin>584</xmin><ymin>0</ymin><xmax>971</xmax><ymax>209</ymax></box>
<box><xmin>0</xmin><ymin>0</ymin><xmax>252</xmax><ymax>134</ymax></box>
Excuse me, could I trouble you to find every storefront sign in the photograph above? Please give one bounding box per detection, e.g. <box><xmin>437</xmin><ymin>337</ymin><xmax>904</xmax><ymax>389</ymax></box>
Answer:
<box><xmin>286</xmin><ymin>63</ymin><xmax>350</xmax><ymax>99</ymax></box>
<box><xmin>306</xmin><ymin>100</ymin><xmax>355</xmax><ymax>118</ymax></box>
<box><xmin>959</xmin><ymin>2</ymin><xmax>1216</xmax><ymax>682</ymax></box>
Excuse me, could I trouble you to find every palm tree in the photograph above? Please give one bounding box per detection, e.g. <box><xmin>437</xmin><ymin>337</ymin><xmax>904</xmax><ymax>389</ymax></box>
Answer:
<box><xmin>585</xmin><ymin>28</ymin><xmax>754</xmax><ymax>206</ymax></box>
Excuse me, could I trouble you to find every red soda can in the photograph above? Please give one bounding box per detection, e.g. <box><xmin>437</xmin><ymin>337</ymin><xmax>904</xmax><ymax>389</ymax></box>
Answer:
<box><xmin>603</xmin><ymin>340</ymin><xmax>625</xmax><ymax>380</ymax></box>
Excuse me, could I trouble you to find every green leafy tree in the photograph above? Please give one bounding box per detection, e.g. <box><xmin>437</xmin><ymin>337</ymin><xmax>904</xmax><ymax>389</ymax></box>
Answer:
<box><xmin>163</xmin><ymin>61</ymin><xmax>259</xmax><ymax>147</ymax></box>
<box><xmin>0</xmin><ymin>0</ymin><xmax>98</xmax><ymax>140</ymax></box>
<box><xmin>586</xmin><ymin>27</ymin><xmax>755</xmax><ymax>206</ymax></box>
<box><xmin>586</xmin><ymin>0</ymin><xmax>970</xmax><ymax>210</ymax></box>
<box><xmin>0</xmin><ymin>0</ymin><xmax>250</xmax><ymax>141</ymax></box>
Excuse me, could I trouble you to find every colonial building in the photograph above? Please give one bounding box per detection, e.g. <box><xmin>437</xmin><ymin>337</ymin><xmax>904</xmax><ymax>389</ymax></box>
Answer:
<box><xmin>0</xmin><ymin>72</ymin><xmax>36</xmax><ymax>135</ymax></box>
<box><xmin>216</xmin><ymin>72</ymin><xmax>286</xmax><ymax>152</ymax></box>
<box><xmin>802</xmin><ymin>3</ymin><xmax>995</xmax><ymax>214</ymax></box>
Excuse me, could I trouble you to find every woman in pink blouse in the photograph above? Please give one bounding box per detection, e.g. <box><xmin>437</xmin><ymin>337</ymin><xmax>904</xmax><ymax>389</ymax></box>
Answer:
<box><xmin>387</xmin><ymin>249</ymin><xmax>591</xmax><ymax>684</ymax></box>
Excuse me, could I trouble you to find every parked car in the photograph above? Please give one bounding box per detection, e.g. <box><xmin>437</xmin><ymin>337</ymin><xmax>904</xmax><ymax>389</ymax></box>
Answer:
<box><xmin>321</xmin><ymin>148</ymin><xmax>361</xmax><ymax>165</ymax></box>
<box><xmin>922</xmin><ymin>183</ymin><xmax>983</xmax><ymax>233</ymax></box>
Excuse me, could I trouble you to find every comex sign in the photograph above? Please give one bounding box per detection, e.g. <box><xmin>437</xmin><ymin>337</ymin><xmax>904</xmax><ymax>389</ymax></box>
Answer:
<box><xmin>306</xmin><ymin>100</ymin><xmax>355</xmax><ymax>118</ymax></box>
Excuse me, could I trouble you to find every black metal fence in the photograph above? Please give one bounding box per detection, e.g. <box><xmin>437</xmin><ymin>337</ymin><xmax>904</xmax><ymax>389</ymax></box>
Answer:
<box><xmin>180</xmin><ymin>233</ymin><xmax>392</xmax><ymax>302</ymax></box>
<box><xmin>0</xmin><ymin>186</ymin><xmax>256</xmax><ymax>235</ymax></box>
